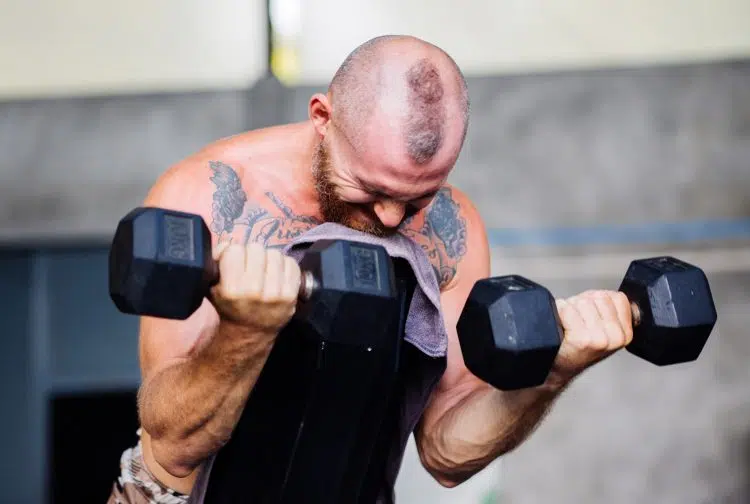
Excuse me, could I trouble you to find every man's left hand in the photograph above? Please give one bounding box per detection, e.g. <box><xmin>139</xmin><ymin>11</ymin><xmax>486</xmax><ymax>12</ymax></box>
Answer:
<box><xmin>550</xmin><ymin>290</ymin><xmax>635</xmax><ymax>384</ymax></box>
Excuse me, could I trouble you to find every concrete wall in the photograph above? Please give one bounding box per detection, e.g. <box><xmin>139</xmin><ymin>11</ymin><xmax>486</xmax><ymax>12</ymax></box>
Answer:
<box><xmin>1</xmin><ymin>60</ymin><xmax>748</xmax><ymax>245</ymax></box>
<box><xmin>289</xmin><ymin>61</ymin><xmax>750</xmax><ymax>230</ymax></box>
<box><xmin>0</xmin><ymin>90</ymin><xmax>249</xmax><ymax>244</ymax></box>
<box><xmin>0</xmin><ymin>57</ymin><xmax>748</xmax><ymax>504</ymax></box>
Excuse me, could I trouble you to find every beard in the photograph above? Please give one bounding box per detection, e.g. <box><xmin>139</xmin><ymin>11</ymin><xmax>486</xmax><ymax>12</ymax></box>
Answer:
<box><xmin>312</xmin><ymin>140</ymin><xmax>397</xmax><ymax>238</ymax></box>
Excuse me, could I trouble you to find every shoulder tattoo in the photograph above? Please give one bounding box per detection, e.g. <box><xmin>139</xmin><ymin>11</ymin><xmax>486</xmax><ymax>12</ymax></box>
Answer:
<box><xmin>400</xmin><ymin>187</ymin><xmax>468</xmax><ymax>287</ymax></box>
<box><xmin>208</xmin><ymin>161</ymin><xmax>320</xmax><ymax>248</ymax></box>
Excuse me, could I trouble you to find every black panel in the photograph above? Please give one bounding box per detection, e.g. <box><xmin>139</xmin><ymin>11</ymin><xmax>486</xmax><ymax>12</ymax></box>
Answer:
<box><xmin>50</xmin><ymin>389</ymin><xmax>140</xmax><ymax>504</ymax></box>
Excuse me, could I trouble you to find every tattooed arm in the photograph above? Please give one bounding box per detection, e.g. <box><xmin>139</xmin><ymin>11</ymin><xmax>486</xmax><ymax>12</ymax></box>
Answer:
<box><xmin>406</xmin><ymin>187</ymin><xmax>566</xmax><ymax>487</ymax></box>
<box><xmin>137</xmin><ymin>159</ymin><xmax>318</xmax><ymax>492</ymax></box>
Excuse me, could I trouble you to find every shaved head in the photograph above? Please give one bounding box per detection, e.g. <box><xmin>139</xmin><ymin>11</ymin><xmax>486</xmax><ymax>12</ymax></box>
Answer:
<box><xmin>328</xmin><ymin>35</ymin><xmax>470</xmax><ymax>165</ymax></box>
<box><xmin>307</xmin><ymin>35</ymin><xmax>470</xmax><ymax>236</ymax></box>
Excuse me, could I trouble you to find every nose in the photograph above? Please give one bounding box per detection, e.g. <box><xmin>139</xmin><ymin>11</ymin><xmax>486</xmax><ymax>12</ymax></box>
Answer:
<box><xmin>372</xmin><ymin>200</ymin><xmax>406</xmax><ymax>228</ymax></box>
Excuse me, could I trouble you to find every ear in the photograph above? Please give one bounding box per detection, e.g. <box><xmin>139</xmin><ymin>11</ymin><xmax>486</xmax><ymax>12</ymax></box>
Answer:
<box><xmin>309</xmin><ymin>92</ymin><xmax>333</xmax><ymax>136</ymax></box>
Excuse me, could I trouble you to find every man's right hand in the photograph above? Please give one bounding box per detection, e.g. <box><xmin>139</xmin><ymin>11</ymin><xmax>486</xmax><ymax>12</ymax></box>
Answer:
<box><xmin>209</xmin><ymin>242</ymin><xmax>302</xmax><ymax>333</ymax></box>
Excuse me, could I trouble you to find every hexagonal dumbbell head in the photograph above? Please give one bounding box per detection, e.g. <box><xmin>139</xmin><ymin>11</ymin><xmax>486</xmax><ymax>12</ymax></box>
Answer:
<box><xmin>619</xmin><ymin>256</ymin><xmax>718</xmax><ymax>366</ymax></box>
<box><xmin>109</xmin><ymin>207</ymin><xmax>215</xmax><ymax>320</ymax></box>
<box><xmin>296</xmin><ymin>239</ymin><xmax>399</xmax><ymax>349</ymax></box>
<box><xmin>457</xmin><ymin>275</ymin><xmax>563</xmax><ymax>390</ymax></box>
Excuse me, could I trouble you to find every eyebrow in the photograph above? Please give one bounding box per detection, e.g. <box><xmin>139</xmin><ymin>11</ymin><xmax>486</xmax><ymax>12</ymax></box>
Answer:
<box><xmin>360</xmin><ymin>181</ymin><xmax>439</xmax><ymax>202</ymax></box>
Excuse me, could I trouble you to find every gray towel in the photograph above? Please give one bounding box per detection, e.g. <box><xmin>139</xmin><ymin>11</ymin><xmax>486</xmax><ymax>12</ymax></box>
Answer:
<box><xmin>189</xmin><ymin>222</ymin><xmax>449</xmax><ymax>503</ymax></box>
<box><xmin>282</xmin><ymin>222</ymin><xmax>448</xmax><ymax>358</ymax></box>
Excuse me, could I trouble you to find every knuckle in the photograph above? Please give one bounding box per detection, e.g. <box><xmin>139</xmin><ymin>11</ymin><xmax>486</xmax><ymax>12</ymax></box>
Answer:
<box><xmin>596</xmin><ymin>297</ymin><xmax>616</xmax><ymax>314</ymax></box>
<box><xmin>221</xmin><ymin>244</ymin><xmax>241</xmax><ymax>261</ymax></box>
<box><xmin>577</xmin><ymin>297</ymin><xmax>594</xmax><ymax>310</ymax></box>
<box><xmin>571</xmin><ymin>332</ymin><xmax>593</xmax><ymax>351</ymax></box>
<box><xmin>219</xmin><ymin>285</ymin><xmax>236</xmax><ymax>299</ymax></box>
<box><xmin>561</xmin><ymin>296</ymin><xmax>577</xmax><ymax>309</ymax></box>
<box><xmin>221</xmin><ymin>284</ymin><xmax>244</xmax><ymax>301</ymax></box>
<box><xmin>622</xmin><ymin>323</ymin><xmax>634</xmax><ymax>344</ymax></box>
<box><xmin>614</xmin><ymin>291</ymin><xmax>630</xmax><ymax>308</ymax></box>
<box><xmin>228</xmin><ymin>243</ymin><xmax>245</xmax><ymax>254</ymax></box>
<box><xmin>245</xmin><ymin>243</ymin><xmax>265</xmax><ymax>259</ymax></box>
<box><xmin>590</xmin><ymin>333</ymin><xmax>610</xmax><ymax>351</ymax></box>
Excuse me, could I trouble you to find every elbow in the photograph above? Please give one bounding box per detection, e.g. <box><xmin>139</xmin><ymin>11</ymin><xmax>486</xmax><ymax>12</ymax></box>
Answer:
<box><xmin>419</xmin><ymin>452</ymin><xmax>476</xmax><ymax>489</ymax></box>
<box><xmin>416</xmin><ymin>436</ymin><xmax>488</xmax><ymax>489</ymax></box>
<box><xmin>149</xmin><ymin>435</ymin><xmax>202</xmax><ymax>478</ymax></box>
<box><xmin>432</xmin><ymin>474</ymin><xmax>465</xmax><ymax>489</ymax></box>
<box><xmin>140</xmin><ymin>414</ymin><xmax>202</xmax><ymax>479</ymax></box>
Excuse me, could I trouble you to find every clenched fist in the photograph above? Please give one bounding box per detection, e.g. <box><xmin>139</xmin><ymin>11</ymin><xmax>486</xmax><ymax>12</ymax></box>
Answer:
<box><xmin>551</xmin><ymin>290</ymin><xmax>634</xmax><ymax>381</ymax></box>
<box><xmin>208</xmin><ymin>242</ymin><xmax>302</xmax><ymax>333</ymax></box>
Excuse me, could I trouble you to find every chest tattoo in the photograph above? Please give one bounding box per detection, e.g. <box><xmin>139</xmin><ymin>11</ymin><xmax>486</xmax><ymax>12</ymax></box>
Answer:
<box><xmin>399</xmin><ymin>187</ymin><xmax>468</xmax><ymax>287</ymax></box>
<box><xmin>208</xmin><ymin>161</ymin><xmax>468</xmax><ymax>286</ymax></box>
<box><xmin>209</xmin><ymin>161</ymin><xmax>320</xmax><ymax>249</ymax></box>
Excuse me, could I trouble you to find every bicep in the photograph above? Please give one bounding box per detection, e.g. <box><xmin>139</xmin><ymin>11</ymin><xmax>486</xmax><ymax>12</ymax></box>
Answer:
<box><xmin>138</xmin><ymin>301</ymin><xmax>220</xmax><ymax>381</ymax></box>
<box><xmin>137</xmin><ymin>161</ymin><xmax>223</xmax><ymax>381</ymax></box>
<box><xmin>416</xmin><ymin>194</ymin><xmax>492</xmax><ymax>436</ymax></box>
<box><xmin>436</xmin><ymin>193</ymin><xmax>493</xmax><ymax>389</ymax></box>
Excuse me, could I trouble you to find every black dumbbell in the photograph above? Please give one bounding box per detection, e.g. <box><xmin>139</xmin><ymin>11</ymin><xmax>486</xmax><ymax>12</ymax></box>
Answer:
<box><xmin>108</xmin><ymin>207</ymin><xmax>395</xmax><ymax>325</ymax></box>
<box><xmin>457</xmin><ymin>256</ymin><xmax>718</xmax><ymax>390</ymax></box>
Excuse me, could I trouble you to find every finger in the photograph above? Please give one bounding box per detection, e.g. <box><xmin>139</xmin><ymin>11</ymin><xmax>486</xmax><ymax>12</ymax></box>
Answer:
<box><xmin>243</xmin><ymin>243</ymin><xmax>266</xmax><ymax>296</ymax></box>
<box><xmin>572</xmin><ymin>296</ymin><xmax>613</xmax><ymax>350</ymax></box>
<box><xmin>592</xmin><ymin>295</ymin><xmax>628</xmax><ymax>348</ymax></box>
<box><xmin>262</xmin><ymin>249</ymin><xmax>284</xmax><ymax>301</ymax></box>
<box><xmin>281</xmin><ymin>256</ymin><xmax>302</xmax><ymax>302</ymax></box>
<box><xmin>591</xmin><ymin>293</ymin><xmax>619</xmax><ymax>323</ymax></box>
<box><xmin>218</xmin><ymin>244</ymin><xmax>246</xmax><ymax>297</ymax></box>
<box><xmin>609</xmin><ymin>291</ymin><xmax>634</xmax><ymax>345</ymax></box>
<box><xmin>212</xmin><ymin>240</ymin><xmax>231</xmax><ymax>262</ymax></box>
<box><xmin>571</xmin><ymin>296</ymin><xmax>602</xmax><ymax>329</ymax></box>
<box><xmin>556</xmin><ymin>298</ymin><xmax>584</xmax><ymax>334</ymax></box>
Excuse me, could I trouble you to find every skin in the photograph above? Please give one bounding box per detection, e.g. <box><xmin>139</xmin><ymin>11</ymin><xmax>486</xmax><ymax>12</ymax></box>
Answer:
<box><xmin>135</xmin><ymin>36</ymin><xmax>635</xmax><ymax>494</ymax></box>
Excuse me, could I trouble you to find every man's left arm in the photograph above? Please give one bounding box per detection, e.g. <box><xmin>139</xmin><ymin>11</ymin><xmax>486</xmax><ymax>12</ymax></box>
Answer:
<box><xmin>412</xmin><ymin>188</ymin><xmax>633</xmax><ymax>488</ymax></box>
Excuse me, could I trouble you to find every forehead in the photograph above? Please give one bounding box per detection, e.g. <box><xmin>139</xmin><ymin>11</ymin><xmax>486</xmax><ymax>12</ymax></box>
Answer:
<box><xmin>345</xmin><ymin>116</ymin><xmax>457</xmax><ymax>188</ymax></box>
<box><xmin>350</xmin><ymin>143</ymin><xmax>443</xmax><ymax>195</ymax></box>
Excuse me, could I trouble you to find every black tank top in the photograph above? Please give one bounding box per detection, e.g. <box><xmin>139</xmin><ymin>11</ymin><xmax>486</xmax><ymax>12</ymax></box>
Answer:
<box><xmin>199</xmin><ymin>259</ymin><xmax>447</xmax><ymax>504</ymax></box>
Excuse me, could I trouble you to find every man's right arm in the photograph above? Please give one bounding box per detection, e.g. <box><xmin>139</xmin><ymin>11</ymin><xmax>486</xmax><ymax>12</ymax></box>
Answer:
<box><xmin>133</xmin><ymin>161</ymin><xmax>301</xmax><ymax>490</ymax></box>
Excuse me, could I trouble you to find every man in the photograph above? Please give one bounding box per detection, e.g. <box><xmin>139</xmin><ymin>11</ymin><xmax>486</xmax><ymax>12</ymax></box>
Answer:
<box><xmin>108</xmin><ymin>35</ymin><xmax>633</xmax><ymax>503</ymax></box>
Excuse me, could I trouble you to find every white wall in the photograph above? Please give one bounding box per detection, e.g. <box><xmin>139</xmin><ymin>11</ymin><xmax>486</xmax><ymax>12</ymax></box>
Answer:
<box><xmin>283</xmin><ymin>0</ymin><xmax>750</xmax><ymax>83</ymax></box>
<box><xmin>3</xmin><ymin>0</ymin><xmax>748</xmax><ymax>97</ymax></box>
<box><xmin>0</xmin><ymin>0</ymin><xmax>267</xmax><ymax>99</ymax></box>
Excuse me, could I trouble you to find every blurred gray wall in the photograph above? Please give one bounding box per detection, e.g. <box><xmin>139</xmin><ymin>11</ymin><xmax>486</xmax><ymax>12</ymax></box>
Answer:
<box><xmin>1</xmin><ymin>61</ymin><xmax>748</xmax><ymax>243</ymax></box>
<box><xmin>0</xmin><ymin>59</ymin><xmax>748</xmax><ymax>504</ymax></box>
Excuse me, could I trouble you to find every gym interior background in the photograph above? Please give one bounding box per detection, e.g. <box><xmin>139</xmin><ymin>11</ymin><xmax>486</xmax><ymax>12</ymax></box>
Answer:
<box><xmin>1</xmin><ymin>0</ymin><xmax>749</xmax><ymax>502</ymax></box>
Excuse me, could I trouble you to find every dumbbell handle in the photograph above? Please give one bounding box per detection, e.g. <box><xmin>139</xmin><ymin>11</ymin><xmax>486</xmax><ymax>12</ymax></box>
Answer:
<box><xmin>206</xmin><ymin>260</ymin><xmax>319</xmax><ymax>302</ymax></box>
<box><xmin>630</xmin><ymin>301</ymin><xmax>643</xmax><ymax>328</ymax></box>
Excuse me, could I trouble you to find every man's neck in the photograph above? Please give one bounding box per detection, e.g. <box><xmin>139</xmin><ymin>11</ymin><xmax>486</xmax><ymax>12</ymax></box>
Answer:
<box><xmin>280</xmin><ymin>121</ymin><xmax>322</xmax><ymax>213</ymax></box>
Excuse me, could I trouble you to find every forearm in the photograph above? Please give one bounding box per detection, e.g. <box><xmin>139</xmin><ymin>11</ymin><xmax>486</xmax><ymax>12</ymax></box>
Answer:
<box><xmin>417</xmin><ymin>376</ymin><xmax>567</xmax><ymax>486</ymax></box>
<box><xmin>138</xmin><ymin>320</ymin><xmax>275</xmax><ymax>474</ymax></box>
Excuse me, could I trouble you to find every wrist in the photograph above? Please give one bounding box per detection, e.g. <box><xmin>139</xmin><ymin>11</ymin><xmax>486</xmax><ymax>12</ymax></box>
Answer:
<box><xmin>543</xmin><ymin>368</ymin><xmax>575</xmax><ymax>393</ymax></box>
<box><xmin>217</xmin><ymin>318</ymin><xmax>277</xmax><ymax>345</ymax></box>
<box><xmin>201</xmin><ymin>319</ymin><xmax>277</xmax><ymax>370</ymax></box>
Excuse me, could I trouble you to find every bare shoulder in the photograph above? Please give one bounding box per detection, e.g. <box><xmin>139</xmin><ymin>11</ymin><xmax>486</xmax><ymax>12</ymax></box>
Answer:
<box><xmin>206</xmin><ymin>160</ymin><xmax>321</xmax><ymax>249</ymax></box>
<box><xmin>145</xmin><ymin>125</ymin><xmax>320</xmax><ymax>249</ymax></box>
<box><xmin>399</xmin><ymin>184</ymin><xmax>488</xmax><ymax>290</ymax></box>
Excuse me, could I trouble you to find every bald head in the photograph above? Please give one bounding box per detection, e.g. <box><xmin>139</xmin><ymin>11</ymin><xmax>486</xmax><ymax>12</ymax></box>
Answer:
<box><xmin>328</xmin><ymin>35</ymin><xmax>470</xmax><ymax>165</ymax></box>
